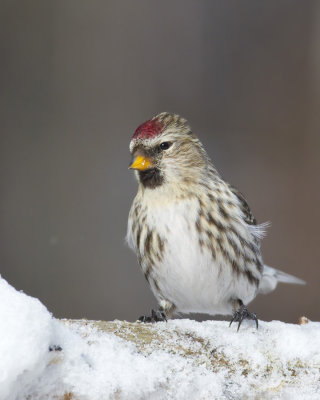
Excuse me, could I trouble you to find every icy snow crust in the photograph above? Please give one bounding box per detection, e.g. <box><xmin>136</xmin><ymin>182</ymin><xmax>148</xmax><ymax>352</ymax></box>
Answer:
<box><xmin>1</xmin><ymin>275</ymin><xmax>320</xmax><ymax>400</ymax></box>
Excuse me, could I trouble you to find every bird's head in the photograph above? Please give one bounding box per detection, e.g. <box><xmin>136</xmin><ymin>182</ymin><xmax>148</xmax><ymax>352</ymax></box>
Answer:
<box><xmin>129</xmin><ymin>112</ymin><xmax>209</xmax><ymax>189</ymax></box>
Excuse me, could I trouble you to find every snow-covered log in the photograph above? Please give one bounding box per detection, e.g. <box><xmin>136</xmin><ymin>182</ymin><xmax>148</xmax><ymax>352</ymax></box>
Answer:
<box><xmin>1</xmin><ymin>275</ymin><xmax>320</xmax><ymax>399</ymax></box>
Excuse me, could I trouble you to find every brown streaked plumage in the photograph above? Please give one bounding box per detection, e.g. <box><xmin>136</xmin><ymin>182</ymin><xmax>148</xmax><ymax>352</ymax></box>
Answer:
<box><xmin>127</xmin><ymin>112</ymin><xmax>305</xmax><ymax>329</ymax></box>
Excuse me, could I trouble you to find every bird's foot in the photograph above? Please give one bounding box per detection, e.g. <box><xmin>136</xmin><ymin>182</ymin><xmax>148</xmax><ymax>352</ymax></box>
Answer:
<box><xmin>138</xmin><ymin>309</ymin><xmax>167</xmax><ymax>323</ymax></box>
<box><xmin>229</xmin><ymin>305</ymin><xmax>258</xmax><ymax>331</ymax></box>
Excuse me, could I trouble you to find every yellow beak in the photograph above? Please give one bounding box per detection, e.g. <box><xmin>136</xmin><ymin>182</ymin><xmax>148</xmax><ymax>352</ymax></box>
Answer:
<box><xmin>129</xmin><ymin>155</ymin><xmax>152</xmax><ymax>171</ymax></box>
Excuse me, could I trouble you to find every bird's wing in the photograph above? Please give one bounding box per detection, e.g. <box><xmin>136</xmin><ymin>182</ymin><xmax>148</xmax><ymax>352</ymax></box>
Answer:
<box><xmin>228</xmin><ymin>184</ymin><xmax>257</xmax><ymax>225</ymax></box>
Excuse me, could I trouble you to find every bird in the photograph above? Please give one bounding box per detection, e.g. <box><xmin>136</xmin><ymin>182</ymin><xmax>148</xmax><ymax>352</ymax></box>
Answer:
<box><xmin>127</xmin><ymin>112</ymin><xmax>305</xmax><ymax>330</ymax></box>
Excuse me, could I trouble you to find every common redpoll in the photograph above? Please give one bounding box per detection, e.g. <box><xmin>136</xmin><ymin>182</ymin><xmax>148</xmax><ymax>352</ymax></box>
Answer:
<box><xmin>127</xmin><ymin>112</ymin><xmax>305</xmax><ymax>330</ymax></box>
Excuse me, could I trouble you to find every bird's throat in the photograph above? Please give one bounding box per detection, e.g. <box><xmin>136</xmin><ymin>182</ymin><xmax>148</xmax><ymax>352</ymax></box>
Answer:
<box><xmin>138</xmin><ymin>168</ymin><xmax>164</xmax><ymax>189</ymax></box>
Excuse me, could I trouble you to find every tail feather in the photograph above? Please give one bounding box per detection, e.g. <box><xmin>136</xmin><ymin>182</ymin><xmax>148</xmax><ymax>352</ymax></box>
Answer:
<box><xmin>259</xmin><ymin>265</ymin><xmax>306</xmax><ymax>295</ymax></box>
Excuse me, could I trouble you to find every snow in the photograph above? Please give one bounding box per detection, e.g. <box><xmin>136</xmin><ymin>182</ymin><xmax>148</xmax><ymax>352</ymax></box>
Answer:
<box><xmin>1</xmin><ymin>275</ymin><xmax>320</xmax><ymax>400</ymax></box>
<box><xmin>0</xmin><ymin>277</ymin><xmax>54</xmax><ymax>399</ymax></box>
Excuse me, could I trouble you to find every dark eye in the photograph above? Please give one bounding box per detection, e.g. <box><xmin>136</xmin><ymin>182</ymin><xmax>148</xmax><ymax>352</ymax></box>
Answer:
<box><xmin>159</xmin><ymin>142</ymin><xmax>171</xmax><ymax>151</ymax></box>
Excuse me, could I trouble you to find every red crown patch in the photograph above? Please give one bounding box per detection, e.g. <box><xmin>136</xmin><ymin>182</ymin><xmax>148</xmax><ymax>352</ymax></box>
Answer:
<box><xmin>132</xmin><ymin>119</ymin><xmax>163</xmax><ymax>140</ymax></box>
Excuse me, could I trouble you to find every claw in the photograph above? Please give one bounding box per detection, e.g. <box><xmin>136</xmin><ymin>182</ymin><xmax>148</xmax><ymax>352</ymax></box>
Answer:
<box><xmin>138</xmin><ymin>309</ymin><xmax>167</xmax><ymax>323</ymax></box>
<box><xmin>230</xmin><ymin>305</ymin><xmax>259</xmax><ymax>331</ymax></box>
<box><xmin>138</xmin><ymin>315</ymin><xmax>151</xmax><ymax>323</ymax></box>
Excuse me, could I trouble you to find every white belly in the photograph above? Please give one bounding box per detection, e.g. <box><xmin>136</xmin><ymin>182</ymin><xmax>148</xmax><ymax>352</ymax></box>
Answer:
<box><xmin>141</xmin><ymin>199</ymin><xmax>257</xmax><ymax>316</ymax></box>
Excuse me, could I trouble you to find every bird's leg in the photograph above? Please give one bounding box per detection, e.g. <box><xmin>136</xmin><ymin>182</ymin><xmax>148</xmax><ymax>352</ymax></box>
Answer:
<box><xmin>138</xmin><ymin>300</ymin><xmax>175</xmax><ymax>323</ymax></box>
<box><xmin>229</xmin><ymin>299</ymin><xmax>258</xmax><ymax>331</ymax></box>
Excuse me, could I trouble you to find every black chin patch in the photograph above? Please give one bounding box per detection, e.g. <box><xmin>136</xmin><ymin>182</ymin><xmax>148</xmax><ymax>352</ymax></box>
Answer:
<box><xmin>138</xmin><ymin>168</ymin><xmax>164</xmax><ymax>189</ymax></box>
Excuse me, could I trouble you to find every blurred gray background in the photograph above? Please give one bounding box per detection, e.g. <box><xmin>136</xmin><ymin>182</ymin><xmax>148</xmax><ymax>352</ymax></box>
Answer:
<box><xmin>1</xmin><ymin>1</ymin><xmax>319</xmax><ymax>323</ymax></box>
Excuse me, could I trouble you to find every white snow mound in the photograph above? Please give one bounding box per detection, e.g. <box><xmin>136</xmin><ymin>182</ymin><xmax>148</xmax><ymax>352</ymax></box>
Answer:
<box><xmin>0</xmin><ymin>276</ymin><xmax>54</xmax><ymax>399</ymax></box>
<box><xmin>0</xmin><ymin>275</ymin><xmax>320</xmax><ymax>400</ymax></box>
